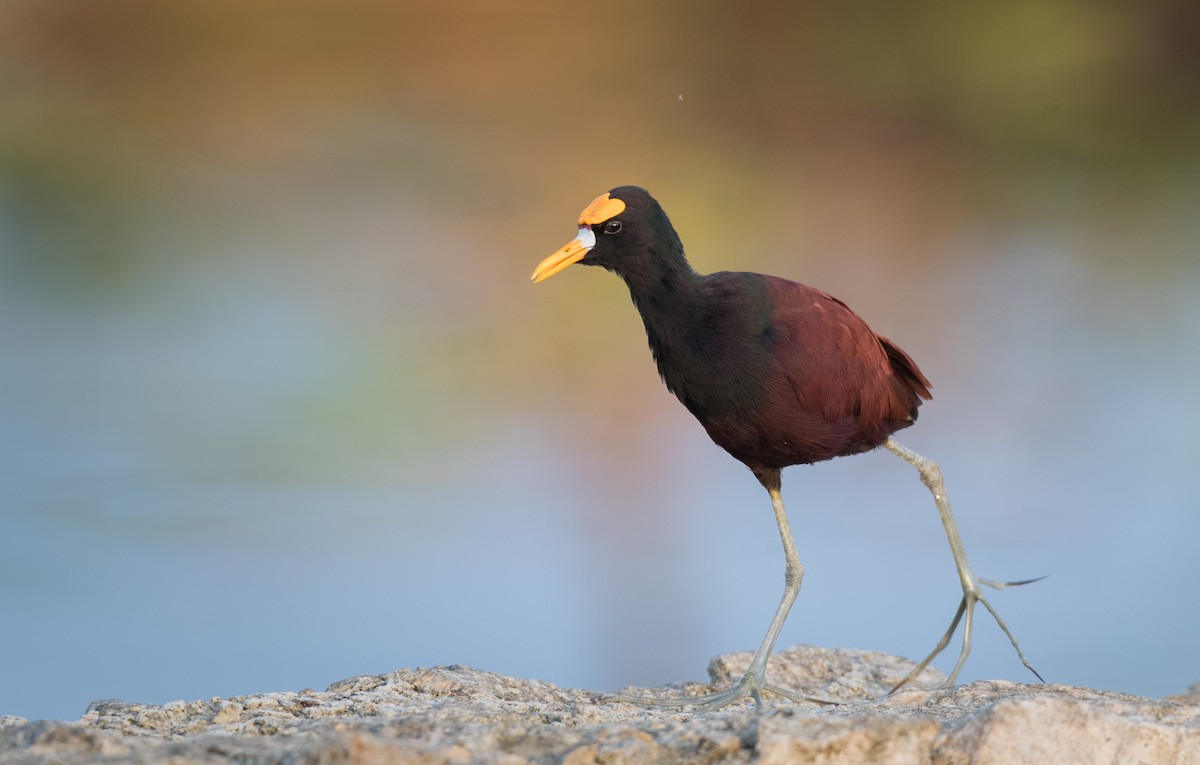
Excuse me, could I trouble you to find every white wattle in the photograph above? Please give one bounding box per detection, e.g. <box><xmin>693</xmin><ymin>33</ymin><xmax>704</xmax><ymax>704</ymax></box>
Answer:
<box><xmin>575</xmin><ymin>226</ymin><xmax>596</xmax><ymax>250</ymax></box>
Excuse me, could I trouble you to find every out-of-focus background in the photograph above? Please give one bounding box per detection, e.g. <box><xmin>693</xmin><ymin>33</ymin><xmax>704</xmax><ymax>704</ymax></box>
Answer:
<box><xmin>2</xmin><ymin>1</ymin><xmax>1198</xmax><ymax>721</ymax></box>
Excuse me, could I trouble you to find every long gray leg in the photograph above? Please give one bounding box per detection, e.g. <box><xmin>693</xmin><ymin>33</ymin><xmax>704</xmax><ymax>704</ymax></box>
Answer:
<box><xmin>884</xmin><ymin>437</ymin><xmax>1043</xmax><ymax>692</ymax></box>
<box><xmin>613</xmin><ymin>485</ymin><xmax>830</xmax><ymax>710</ymax></box>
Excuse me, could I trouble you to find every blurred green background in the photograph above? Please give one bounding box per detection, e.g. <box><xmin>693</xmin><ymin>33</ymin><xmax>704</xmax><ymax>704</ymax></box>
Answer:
<box><xmin>2</xmin><ymin>0</ymin><xmax>1198</xmax><ymax>720</ymax></box>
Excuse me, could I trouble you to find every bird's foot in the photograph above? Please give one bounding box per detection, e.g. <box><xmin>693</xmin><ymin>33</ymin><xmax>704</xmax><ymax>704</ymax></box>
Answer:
<box><xmin>610</xmin><ymin>668</ymin><xmax>834</xmax><ymax>712</ymax></box>
<box><xmin>888</xmin><ymin>575</ymin><xmax>1045</xmax><ymax>695</ymax></box>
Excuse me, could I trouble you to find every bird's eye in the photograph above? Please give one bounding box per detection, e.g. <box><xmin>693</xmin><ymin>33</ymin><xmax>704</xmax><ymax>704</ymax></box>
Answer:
<box><xmin>603</xmin><ymin>220</ymin><xmax>623</xmax><ymax>235</ymax></box>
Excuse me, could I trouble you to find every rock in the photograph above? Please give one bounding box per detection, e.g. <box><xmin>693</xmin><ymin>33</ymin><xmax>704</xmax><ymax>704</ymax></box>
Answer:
<box><xmin>1</xmin><ymin>645</ymin><xmax>1198</xmax><ymax>765</ymax></box>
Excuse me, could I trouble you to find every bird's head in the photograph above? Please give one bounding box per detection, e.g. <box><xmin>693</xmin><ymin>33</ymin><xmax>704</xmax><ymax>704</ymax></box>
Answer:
<box><xmin>531</xmin><ymin>186</ymin><xmax>680</xmax><ymax>283</ymax></box>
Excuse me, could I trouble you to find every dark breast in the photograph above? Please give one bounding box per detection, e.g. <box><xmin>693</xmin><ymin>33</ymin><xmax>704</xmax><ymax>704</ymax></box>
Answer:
<box><xmin>645</xmin><ymin>273</ymin><xmax>931</xmax><ymax>473</ymax></box>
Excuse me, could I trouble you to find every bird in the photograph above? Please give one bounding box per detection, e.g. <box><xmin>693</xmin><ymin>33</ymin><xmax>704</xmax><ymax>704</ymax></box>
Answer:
<box><xmin>530</xmin><ymin>186</ymin><xmax>1042</xmax><ymax>710</ymax></box>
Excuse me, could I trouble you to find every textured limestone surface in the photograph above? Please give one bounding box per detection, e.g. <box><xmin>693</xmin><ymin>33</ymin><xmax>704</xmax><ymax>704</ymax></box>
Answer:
<box><xmin>2</xmin><ymin>645</ymin><xmax>1198</xmax><ymax>765</ymax></box>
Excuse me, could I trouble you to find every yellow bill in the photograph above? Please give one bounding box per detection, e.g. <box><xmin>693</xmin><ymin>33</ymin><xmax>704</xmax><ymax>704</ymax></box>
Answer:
<box><xmin>531</xmin><ymin>226</ymin><xmax>595</xmax><ymax>283</ymax></box>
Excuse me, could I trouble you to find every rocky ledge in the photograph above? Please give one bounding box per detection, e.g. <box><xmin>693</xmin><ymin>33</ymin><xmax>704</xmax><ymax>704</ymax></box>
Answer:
<box><xmin>2</xmin><ymin>646</ymin><xmax>1198</xmax><ymax>765</ymax></box>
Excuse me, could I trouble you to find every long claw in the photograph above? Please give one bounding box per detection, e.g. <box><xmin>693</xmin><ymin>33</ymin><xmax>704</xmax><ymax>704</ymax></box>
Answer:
<box><xmin>978</xmin><ymin>595</ymin><xmax>1045</xmax><ymax>683</ymax></box>
<box><xmin>979</xmin><ymin>575</ymin><xmax>1047</xmax><ymax>590</ymax></box>
<box><xmin>763</xmin><ymin>684</ymin><xmax>837</xmax><ymax>706</ymax></box>
<box><xmin>610</xmin><ymin>679</ymin><xmax>833</xmax><ymax>712</ymax></box>
<box><xmin>944</xmin><ymin>594</ymin><xmax>978</xmax><ymax>686</ymax></box>
<box><xmin>889</xmin><ymin>597</ymin><xmax>965</xmax><ymax>694</ymax></box>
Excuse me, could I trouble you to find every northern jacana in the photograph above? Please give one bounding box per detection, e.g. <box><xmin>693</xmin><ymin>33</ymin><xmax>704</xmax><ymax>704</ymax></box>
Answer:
<box><xmin>532</xmin><ymin>186</ymin><xmax>1041</xmax><ymax>710</ymax></box>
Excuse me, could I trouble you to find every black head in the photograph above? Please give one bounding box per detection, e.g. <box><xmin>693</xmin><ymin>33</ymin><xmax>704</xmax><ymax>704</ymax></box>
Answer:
<box><xmin>531</xmin><ymin>186</ymin><xmax>687</xmax><ymax>285</ymax></box>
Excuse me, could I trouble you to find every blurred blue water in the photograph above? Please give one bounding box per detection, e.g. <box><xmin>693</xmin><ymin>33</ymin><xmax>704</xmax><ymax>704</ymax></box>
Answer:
<box><xmin>2</xmin><ymin>203</ymin><xmax>1198</xmax><ymax>721</ymax></box>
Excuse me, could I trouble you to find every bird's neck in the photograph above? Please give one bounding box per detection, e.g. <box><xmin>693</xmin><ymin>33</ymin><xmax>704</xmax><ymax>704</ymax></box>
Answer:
<box><xmin>618</xmin><ymin>243</ymin><xmax>716</xmax><ymax>393</ymax></box>
<box><xmin>619</xmin><ymin>240</ymin><xmax>702</xmax><ymax>324</ymax></box>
